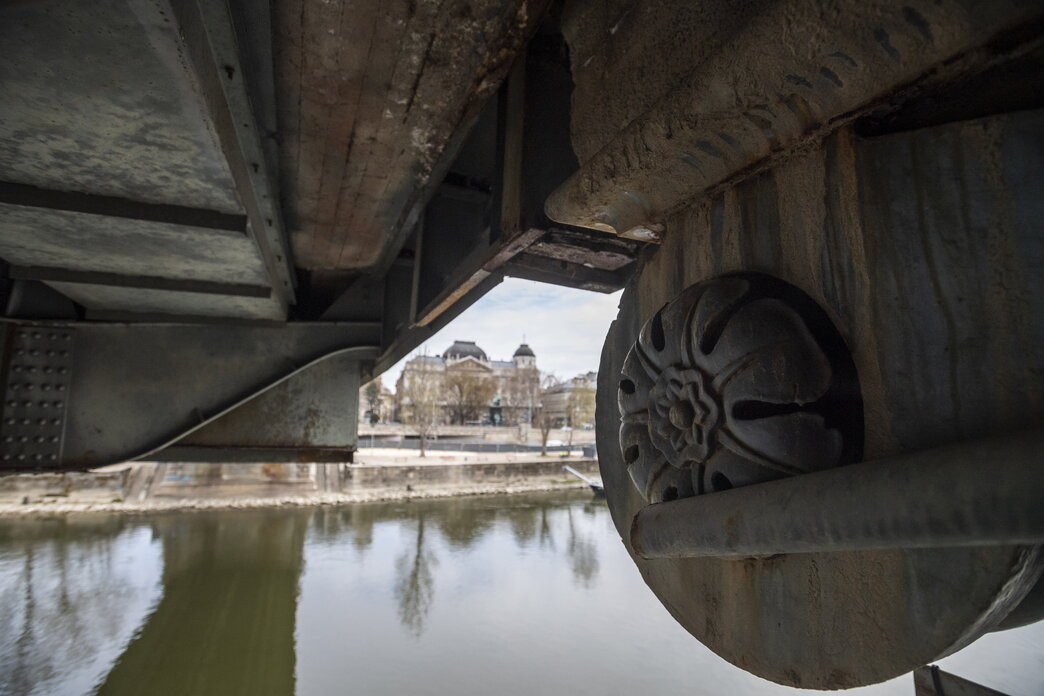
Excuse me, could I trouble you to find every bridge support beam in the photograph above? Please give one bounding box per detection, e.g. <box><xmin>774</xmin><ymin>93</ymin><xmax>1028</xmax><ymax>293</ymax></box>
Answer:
<box><xmin>155</xmin><ymin>351</ymin><xmax>363</xmax><ymax>463</ymax></box>
<box><xmin>0</xmin><ymin>321</ymin><xmax>380</xmax><ymax>470</ymax></box>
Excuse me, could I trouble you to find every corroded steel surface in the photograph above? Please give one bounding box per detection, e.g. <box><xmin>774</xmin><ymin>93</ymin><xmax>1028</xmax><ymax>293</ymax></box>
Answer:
<box><xmin>0</xmin><ymin>328</ymin><xmax>73</xmax><ymax>468</ymax></box>
<box><xmin>58</xmin><ymin>323</ymin><xmax>379</xmax><ymax>468</ymax></box>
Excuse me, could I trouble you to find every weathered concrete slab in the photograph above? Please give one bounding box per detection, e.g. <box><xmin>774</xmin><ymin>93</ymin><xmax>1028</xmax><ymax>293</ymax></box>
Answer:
<box><xmin>48</xmin><ymin>283</ymin><xmax>285</xmax><ymax>321</ymax></box>
<box><xmin>0</xmin><ymin>0</ymin><xmax>241</xmax><ymax>213</ymax></box>
<box><xmin>0</xmin><ymin>205</ymin><xmax>269</xmax><ymax>285</ymax></box>
<box><xmin>273</xmin><ymin>0</ymin><xmax>547</xmax><ymax>271</ymax></box>
<box><xmin>0</xmin><ymin>0</ymin><xmax>296</xmax><ymax>319</ymax></box>
<box><xmin>551</xmin><ymin>0</ymin><xmax>1044</xmax><ymax>237</ymax></box>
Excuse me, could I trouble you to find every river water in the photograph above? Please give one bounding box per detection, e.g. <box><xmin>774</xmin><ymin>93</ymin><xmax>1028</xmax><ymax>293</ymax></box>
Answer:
<box><xmin>0</xmin><ymin>491</ymin><xmax>1041</xmax><ymax>696</ymax></box>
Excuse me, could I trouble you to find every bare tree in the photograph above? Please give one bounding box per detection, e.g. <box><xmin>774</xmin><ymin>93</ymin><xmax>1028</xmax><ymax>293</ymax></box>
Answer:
<box><xmin>400</xmin><ymin>349</ymin><xmax>441</xmax><ymax>456</ymax></box>
<box><xmin>395</xmin><ymin>514</ymin><xmax>438</xmax><ymax>636</ymax></box>
<box><xmin>503</xmin><ymin>364</ymin><xmax>540</xmax><ymax>432</ymax></box>
<box><xmin>517</xmin><ymin>365</ymin><xmax>540</xmax><ymax>425</ymax></box>
<box><xmin>364</xmin><ymin>377</ymin><xmax>383</xmax><ymax>424</ymax></box>
<box><xmin>444</xmin><ymin>370</ymin><xmax>497</xmax><ymax>425</ymax></box>
<box><xmin>566</xmin><ymin>506</ymin><xmax>599</xmax><ymax>588</ymax></box>
<box><xmin>565</xmin><ymin>380</ymin><xmax>596</xmax><ymax>454</ymax></box>
<box><xmin>534</xmin><ymin>373</ymin><xmax>560</xmax><ymax>456</ymax></box>
<box><xmin>536</xmin><ymin>409</ymin><xmax>555</xmax><ymax>456</ymax></box>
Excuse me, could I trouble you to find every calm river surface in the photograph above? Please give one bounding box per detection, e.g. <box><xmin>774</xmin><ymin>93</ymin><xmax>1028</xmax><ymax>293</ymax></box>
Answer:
<box><xmin>1</xmin><ymin>491</ymin><xmax>1041</xmax><ymax>696</ymax></box>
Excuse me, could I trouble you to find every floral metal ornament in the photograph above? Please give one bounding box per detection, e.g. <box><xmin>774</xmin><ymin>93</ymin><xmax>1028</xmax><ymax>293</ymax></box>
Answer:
<box><xmin>648</xmin><ymin>366</ymin><xmax>720</xmax><ymax>465</ymax></box>
<box><xmin>618</xmin><ymin>274</ymin><xmax>863</xmax><ymax>503</ymax></box>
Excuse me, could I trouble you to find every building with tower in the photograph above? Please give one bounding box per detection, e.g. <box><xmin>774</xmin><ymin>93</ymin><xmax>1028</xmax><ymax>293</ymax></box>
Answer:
<box><xmin>395</xmin><ymin>340</ymin><xmax>540</xmax><ymax>426</ymax></box>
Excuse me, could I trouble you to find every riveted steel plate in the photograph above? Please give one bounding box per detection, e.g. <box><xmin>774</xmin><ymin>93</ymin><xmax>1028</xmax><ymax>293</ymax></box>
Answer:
<box><xmin>1</xmin><ymin>327</ymin><xmax>73</xmax><ymax>468</ymax></box>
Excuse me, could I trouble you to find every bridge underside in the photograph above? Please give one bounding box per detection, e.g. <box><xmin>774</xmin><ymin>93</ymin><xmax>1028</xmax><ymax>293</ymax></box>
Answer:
<box><xmin>2</xmin><ymin>0</ymin><xmax>1044</xmax><ymax>689</ymax></box>
<box><xmin>0</xmin><ymin>0</ymin><xmax>1041</xmax><ymax>483</ymax></box>
<box><xmin>0</xmin><ymin>0</ymin><xmax>642</xmax><ymax>468</ymax></box>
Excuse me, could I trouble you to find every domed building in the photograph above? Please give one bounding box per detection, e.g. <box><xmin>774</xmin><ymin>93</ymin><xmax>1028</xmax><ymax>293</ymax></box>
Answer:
<box><xmin>443</xmin><ymin>340</ymin><xmax>488</xmax><ymax>361</ymax></box>
<box><xmin>395</xmin><ymin>340</ymin><xmax>540</xmax><ymax>425</ymax></box>
<box><xmin>512</xmin><ymin>343</ymin><xmax>536</xmax><ymax>368</ymax></box>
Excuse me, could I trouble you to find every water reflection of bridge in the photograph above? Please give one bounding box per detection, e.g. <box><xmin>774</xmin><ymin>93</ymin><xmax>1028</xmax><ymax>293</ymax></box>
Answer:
<box><xmin>97</xmin><ymin>511</ymin><xmax>309</xmax><ymax>696</ymax></box>
<box><xmin>0</xmin><ymin>493</ymin><xmax>606</xmax><ymax>695</ymax></box>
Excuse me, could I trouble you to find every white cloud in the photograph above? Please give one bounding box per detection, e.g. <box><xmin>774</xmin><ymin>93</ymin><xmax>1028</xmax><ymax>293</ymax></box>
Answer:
<box><xmin>380</xmin><ymin>278</ymin><xmax>622</xmax><ymax>389</ymax></box>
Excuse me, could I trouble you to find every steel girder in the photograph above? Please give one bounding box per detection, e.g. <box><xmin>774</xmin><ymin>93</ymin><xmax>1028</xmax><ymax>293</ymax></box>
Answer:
<box><xmin>0</xmin><ymin>321</ymin><xmax>380</xmax><ymax>470</ymax></box>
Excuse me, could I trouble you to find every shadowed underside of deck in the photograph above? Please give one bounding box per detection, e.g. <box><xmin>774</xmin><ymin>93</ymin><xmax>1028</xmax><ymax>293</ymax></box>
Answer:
<box><xmin>275</xmin><ymin>0</ymin><xmax>541</xmax><ymax>272</ymax></box>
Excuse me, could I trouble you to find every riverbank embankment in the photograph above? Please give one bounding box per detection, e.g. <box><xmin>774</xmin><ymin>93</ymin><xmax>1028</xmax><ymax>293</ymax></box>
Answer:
<box><xmin>0</xmin><ymin>452</ymin><xmax>600</xmax><ymax>516</ymax></box>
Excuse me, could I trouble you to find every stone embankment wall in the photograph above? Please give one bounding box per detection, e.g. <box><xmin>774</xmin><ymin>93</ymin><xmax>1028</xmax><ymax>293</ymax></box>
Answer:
<box><xmin>0</xmin><ymin>468</ymin><xmax>129</xmax><ymax>504</ymax></box>
<box><xmin>342</xmin><ymin>459</ymin><xmax>599</xmax><ymax>492</ymax></box>
<box><xmin>0</xmin><ymin>459</ymin><xmax>600</xmax><ymax>511</ymax></box>
<box><xmin>358</xmin><ymin>424</ymin><xmax>596</xmax><ymax>444</ymax></box>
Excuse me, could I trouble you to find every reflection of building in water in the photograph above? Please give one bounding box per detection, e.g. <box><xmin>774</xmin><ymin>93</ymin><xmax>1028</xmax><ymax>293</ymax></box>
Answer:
<box><xmin>96</xmin><ymin>511</ymin><xmax>309</xmax><ymax>696</ymax></box>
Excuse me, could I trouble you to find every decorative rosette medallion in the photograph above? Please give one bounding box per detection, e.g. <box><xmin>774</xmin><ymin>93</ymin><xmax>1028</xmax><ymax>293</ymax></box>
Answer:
<box><xmin>618</xmin><ymin>274</ymin><xmax>862</xmax><ymax>503</ymax></box>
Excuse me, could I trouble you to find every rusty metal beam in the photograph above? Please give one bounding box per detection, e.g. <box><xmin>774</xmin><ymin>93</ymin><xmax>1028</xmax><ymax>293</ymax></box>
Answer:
<box><xmin>0</xmin><ymin>321</ymin><xmax>382</xmax><ymax>471</ymax></box>
<box><xmin>496</xmin><ymin>57</ymin><xmax>526</xmax><ymax>239</ymax></box>
<box><xmin>152</xmin><ymin>445</ymin><xmax>356</xmax><ymax>463</ymax></box>
<box><xmin>9</xmin><ymin>266</ymin><xmax>271</xmax><ymax>298</ymax></box>
<box><xmin>413</xmin><ymin>226</ymin><xmax>546</xmax><ymax>326</ymax></box>
<box><xmin>503</xmin><ymin>252</ymin><xmax>629</xmax><ymax>293</ymax></box>
<box><xmin>82</xmin><ymin>310</ymin><xmax>284</xmax><ymax>325</ymax></box>
<box><xmin>414</xmin><ymin>241</ymin><xmax>493</xmax><ymax>326</ymax></box>
<box><xmin>527</xmin><ymin>228</ymin><xmax>640</xmax><ymax>271</ymax></box>
<box><xmin>0</xmin><ymin>181</ymin><xmax>247</xmax><ymax>234</ymax></box>
<box><xmin>169</xmin><ymin>0</ymin><xmax>297</xmax><ymax>307</ymax></box>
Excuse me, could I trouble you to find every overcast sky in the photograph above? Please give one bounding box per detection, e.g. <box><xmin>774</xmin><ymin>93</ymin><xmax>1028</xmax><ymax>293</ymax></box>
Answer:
<box><xmin>380</xmin><ymin>278</ymin><xmax>622</xmax><ymax>389</ymax></box>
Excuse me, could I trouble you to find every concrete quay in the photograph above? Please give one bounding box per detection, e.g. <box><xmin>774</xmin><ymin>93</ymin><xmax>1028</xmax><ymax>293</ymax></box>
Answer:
<box><xmin>0</xmin><ymin>451</ymin><xmax>601</xmax><ymax>515</ymax></box>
